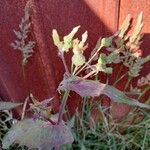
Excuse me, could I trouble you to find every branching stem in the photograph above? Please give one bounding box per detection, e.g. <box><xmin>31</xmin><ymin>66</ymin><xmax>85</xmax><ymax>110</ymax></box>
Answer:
<box><xmin>75</xmin><ymin>45</ymin><xmax>103</xmax><ymax>75</ymax></box>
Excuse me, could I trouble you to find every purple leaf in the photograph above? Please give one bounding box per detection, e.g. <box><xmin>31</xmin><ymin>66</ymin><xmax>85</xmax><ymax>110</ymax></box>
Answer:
<box><xmin>2</xmin><ymin>119</ymin><xmax>73</xmax><ymax>149</ymax></box>
<box><xmin>58</xmin><ymin>75</ymin><xmax>150</xmax><ymax>109</ymax></box>
<box><xmin>58</xmin><ymin>75</ymin><xmax>106</xmax><ymax>97</ymax></box>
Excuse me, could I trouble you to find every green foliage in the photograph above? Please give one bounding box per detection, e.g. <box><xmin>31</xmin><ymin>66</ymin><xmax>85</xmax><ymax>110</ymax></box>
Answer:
<box><xmin>72</xmin><ymin>54</ymin><xmax>86</xmax><ymax>67</ymax></box>
<box><xmin>52</xmin><ymin>26</ymin><xmax>81</xmax><ymax>52</ymax></box>
<box><xmin>96</xmin><ymin>53</ymin><xmax>113</xmax><ymax>74</ymax></box>
<box><xmin>101</xmin><ymin>37</ymin><xmax>112</xmax><ymax>47</ymax></box>
<box><xmin>62</xmin><ymin>105</ymin><xmax>150</xmax><ymax>150</ymax></box>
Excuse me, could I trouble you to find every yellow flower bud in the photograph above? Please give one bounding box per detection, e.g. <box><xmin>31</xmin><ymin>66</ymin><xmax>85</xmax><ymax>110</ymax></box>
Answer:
<box><xmin>81</xmin><ymin>31</ymin><xmax>88</xmax><ymax>43</ymax></box>
<box><xmin>52</xmin><ymin>29</ymin><xmax>60</xmax><ymax>46</ymax></box>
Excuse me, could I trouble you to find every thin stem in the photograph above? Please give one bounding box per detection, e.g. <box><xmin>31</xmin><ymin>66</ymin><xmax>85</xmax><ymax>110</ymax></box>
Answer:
<box><xmin>59</xmin><ymin>51</ymin><xmax>70</xmax><ymax>75</ymax></box>
<box><xmin>22</xmin><ymin>64</ymin><xmax>30</xmax><ymax>96</ymax></box>
<box><xmin>72</xmin><ymin>65</ymin><xmax>80</xmax><ymax>75</ymax></box>
<box><xmin>57</xmin><ymin>90</ymin><xmax>70</xmax><ymax>124</ymax></box>
<box><xmin>21</xmin><ymin>96</ymin><xmax>29</xmax><ymax>120</ymax></box>
<box><xmin>71</xmin><ymin>62</ymin><xmax>74</xmax><ymax>74</ymax></box>
<box><xmin>141</xmin><ymin>127</ymin><xmax>148</xmax><ymax>150</ymax></box>
<box><xmin>113</xmin><ymin>65</ymin><xmax>124</xmax><ymax>85</ymax></box>
<box><xmin>65</xmin><ymin>105</ymin><xmax>71</xmax><ymax>122</ymax></box>
<box><xmin>81</xmin><ymin>97</ymin><xmax>87</xmax><ymax>120</ymax></box>
<box><xmin>83</xmin><ymin>70</ymin><xmax>96</xmax><ymax>79</ymax></box>
<box><xmin>138</xmin><ymin>85</ymin><xmax>150</xmax><ymax>100</ymax></box>
<box><xmin>75</xmin><ymin>45</ymin><xmax>103</xmax><ymax>75</ymax></box>
<box><xmin>124</xmin><ymin>76</ymin><xmax>132</xmax><ymax>91</ymax></box>
<box><xmin>113</xmin><ymin>72</ymin><xmax>128</xmax><ymax>86</ymax></box>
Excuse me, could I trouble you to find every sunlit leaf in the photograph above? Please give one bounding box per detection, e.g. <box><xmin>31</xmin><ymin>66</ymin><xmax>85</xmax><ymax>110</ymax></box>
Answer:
<box><xmin>0</xmin><ymin>102</ymin><xmax>23</xmax><ymax>111</ymax></box>
<box><xmin>2</xmin><ymin>119</ymin><xmax>74</xmax><ymax>150</ymax></box>
<box><xmin>129</xmin><ymin>12</ymin><xmax>143</xmax><ymax>44</ymax></box>
<box><xmin>119</xmin><ymin>14</ymin><xmax>131</xmax><ymax>38</ymax></box>
<box><xmin>52</xmin><ymin>29</ymin><xmax>63</xmax><ymax>49</ymax></box>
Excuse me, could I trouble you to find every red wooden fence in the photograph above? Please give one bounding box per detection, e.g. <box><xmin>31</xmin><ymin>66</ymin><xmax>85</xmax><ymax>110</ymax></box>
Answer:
<box><xmin>0</xmin><ymin>0</ymin><xmax>149</xmax><ymax>118</ymax></box>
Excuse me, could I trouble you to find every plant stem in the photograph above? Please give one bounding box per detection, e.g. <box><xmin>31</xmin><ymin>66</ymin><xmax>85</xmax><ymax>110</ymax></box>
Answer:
<box><xmin>141</xmin><ymin>127</ymin><xmax>148</xmax><ymax>150</ymax></box>
<box><xmin>83</xmin><ymin>70</ymin><xmax>96</xmax><ymax>79</ymax></box>
<box><xmin>41</xmin><ymin>114</ymin><xmax>56</xmax><ymax>125</ymax></box>
<box><xmin>57</xmin><ymin>90</ymin><xmax>70</xmax><ymax>124</ymax></box>
<box><xmin>138</xmin><ymin>85</ymin><xmax>150</xmax><ymax>100</ymax></box>
<box><xmin>59</xmin><ymin>51</ymin><xmax>70</xmax><ymax>75</ymax></box>
<box><xmin>113</xmin><ymin>65</ymin><xmax>124</xmax><ymax>85</ymax></box>
<box><xmin>81</xmin><ymin>97</ymin><xmax>87</xmax><ymax>120</ymax></box>
<box><xmin>21</xmin><ymin>96</ymin><xmax>29</xmax><ymax>120</ymax></box>
<box><xmin>72</xmin><ymin>65</ymin><xmax>80</xmax><ymax>75</ymax></box>
<box><xmin>124</xmin><ymin>76</ymin><xmax>132</xmax><ymax>91</ymax></box>
<box><xmin>75</xmin><ymin>45</ymin><xmax>103</xmax><ymax>75</ymax></box>
<box><xmin>71</xmin><ymin>63</ymin><xmax>74</xmax><ymax>74</ymax></box>
<box><xmin>113</xmin><ymin>72</ymin><xmax>128</xmax><ymax>86</ymax></box>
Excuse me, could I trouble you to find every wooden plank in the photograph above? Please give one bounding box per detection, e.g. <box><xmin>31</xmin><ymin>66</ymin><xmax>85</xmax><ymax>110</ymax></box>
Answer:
<box><xmin>110</xmin><ymin>0</ymin><xmax>150</xmax><ymax>120</ymax></box>
<box><xmin>33</xmin><ymin>0</ymin><xmax>119</xmax><ymax>110</ymax></box>
<box><xmin>0</xmin><ymin>0</ymin><xmax>58</xmax><ymax>110</ymax></box>
<box><xmin>0</xmin><ymin>0</ymin><xmax>120</xmax><ymax>115</ymax></box>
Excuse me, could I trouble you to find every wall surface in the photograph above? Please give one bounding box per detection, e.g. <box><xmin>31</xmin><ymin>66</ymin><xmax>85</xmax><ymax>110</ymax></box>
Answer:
<box><xmin>0</xmin><ymin>0</ymin><xmax>149</xmax><ymax>118</ymax></box>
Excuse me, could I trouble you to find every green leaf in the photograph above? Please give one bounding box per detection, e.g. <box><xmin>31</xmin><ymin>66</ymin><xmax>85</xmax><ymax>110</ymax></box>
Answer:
<box><xmin>98</xmin><ymin>53</ymin><xmax>107</xmax><ymax>65</ymax></box>
<box><xmin>63</xmin><ymin>26</ymin><xmax>80</xmax><ymax>43</ymax></box>
<box><xmin>0</xmin><ymin>102</ymin><xmax>23</xmax><ymax>111</ymax></box>
<box><xmin>96</xmin><ymin>53</ymin><xmax>113</xmax><ymax>74</ymax></box>
<box><xmin>104</xmin><ymin>67</ymin><xmax>113</xmax><ymax>74</ymax></box>
<box><xmin>101</xmin><ymin>37</ymin><xmax>112</xmax><ymax>47</ymax></box>
<box><xmin>2</xmin><ymin>119</ymin><xmax>74</xmax><ymax>149</ymax></box>
<box><xmin>106</xmin><ymin>52</ymin><xmax>119</xmax><ymax>64</ymax></box>
<box><xmin>63</xmin><ymin>26</ymin><xmax>80</xmax><ymax>52</ymax></box>
<box><xmin>52</xmin><ymin>29</ymin><xmax>63</xmax><ymax>49</ymax></box>
<box><xmin>72</xmin><ymin>54</ymin><xmax>86</xmax><ymax>66</ymax></box>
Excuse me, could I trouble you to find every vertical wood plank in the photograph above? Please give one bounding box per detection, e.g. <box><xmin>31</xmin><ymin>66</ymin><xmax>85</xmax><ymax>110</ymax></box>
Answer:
<box><xmin>110</xmin><ymin>0</ymin><xmax>150</xmax><ymax>119</ymax></box>
<box><xmin>0</xmin><ymin>0</ymin><xmax>58</xmax><ymax>109</ymax></box>
<box><xmin>0</xmin><ymin>0</ymin><xmax>120</xmax><ymax>114</ymax></box>
<box><xmin>32</xmin><ymin>0</ymin><xmax>120</xmax><ymax>112</ymax></box>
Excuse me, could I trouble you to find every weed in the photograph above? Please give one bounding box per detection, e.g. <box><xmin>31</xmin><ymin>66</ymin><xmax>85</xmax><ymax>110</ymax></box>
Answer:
<box><xmin>0</xmin><ymin>2</ymin><xmax>149</xmax><ymax>150</ymax></box>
